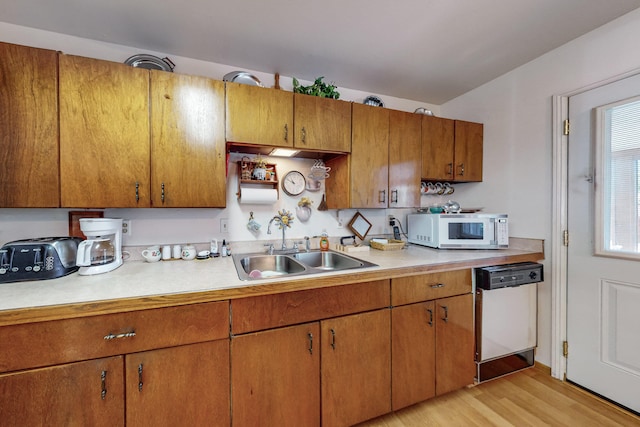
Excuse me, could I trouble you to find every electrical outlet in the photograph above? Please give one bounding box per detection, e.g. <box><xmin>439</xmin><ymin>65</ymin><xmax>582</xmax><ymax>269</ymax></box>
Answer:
<box><xmin>220</xmin><ymin>218</ymin><xmax>229</xmax><ymax>233</ymax></box>
<box><xmin>389</xmin><ymin>215</ymin><xmax>396</xmax><ymax>226</ymax></box>
<box><xmin>122</xmin><ymin>219</ymin><xmax>131</xmax><ymax>236</ymax></box>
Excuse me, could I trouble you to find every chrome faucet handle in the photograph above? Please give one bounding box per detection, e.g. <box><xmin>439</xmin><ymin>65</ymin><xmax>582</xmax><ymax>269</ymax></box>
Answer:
<box><xmin>293</xmin><ymin>241</ymin><xmax>299</xmax><ymax>251</ymax></box>
<box><xmin>264</xmin><ymin>243</ymin><xmax>274</xmax><ymax>255</ymax></box>
<box><xmin>304</xmin><ymin>236</ymin><xmax>311</xmax><ymax>251</ymax></box>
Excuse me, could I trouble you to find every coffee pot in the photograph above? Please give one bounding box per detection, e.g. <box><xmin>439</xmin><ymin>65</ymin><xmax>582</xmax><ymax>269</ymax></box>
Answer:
<box><xmin>76</xmin><ymin>218</ymin><xmax>123</xmax><ymax>275</ymax></box>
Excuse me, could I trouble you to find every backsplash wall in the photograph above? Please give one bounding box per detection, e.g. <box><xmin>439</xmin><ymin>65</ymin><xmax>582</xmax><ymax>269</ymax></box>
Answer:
<box><xmin>0</xmin><ymin>153</ymin><xmax>428</xmax><ymax>248</ymax></box>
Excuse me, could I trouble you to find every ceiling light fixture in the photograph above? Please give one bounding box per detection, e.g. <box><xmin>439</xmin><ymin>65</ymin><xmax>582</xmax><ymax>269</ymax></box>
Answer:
<box><xmin>269</xmin><ymin>148</ymin><xmax>299</xmax><ymax>157</ymax></box>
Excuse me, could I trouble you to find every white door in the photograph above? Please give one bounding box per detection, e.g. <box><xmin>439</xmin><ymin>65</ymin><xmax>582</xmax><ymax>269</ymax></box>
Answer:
<box><xmin>567</xmin><ymin>73</ymin><xmax>640</xmax><ymax>413</ymax></box>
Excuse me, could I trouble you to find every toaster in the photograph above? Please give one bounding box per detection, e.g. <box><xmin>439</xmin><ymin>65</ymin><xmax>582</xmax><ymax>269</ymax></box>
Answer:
<box><xmin>0</xmin><ymin>237</ymin><xmax>83</xmax><ymax>283</ymax></box>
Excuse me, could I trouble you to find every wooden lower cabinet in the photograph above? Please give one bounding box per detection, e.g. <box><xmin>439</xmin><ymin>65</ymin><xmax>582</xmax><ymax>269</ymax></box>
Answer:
<box><xmin>391</xmin><ymin>294</ymin><xmax>475</xmax><ymax>410</ymax></box>
<box><xmin>391</xmin><ymin>302</ymin><xmax>436</xmax><ymax>409</ymax></box>
<box><xmin>231</xmin><ymin>322</ymin><xmax>321</xmax><ymax>427</ymax></box>
<box><xmin>0</xmin><ymin>340</ymin><xmax>230</xmax><ymax>427</ymax></box>
<box><xmin>321</xmin><ymin>309</ymin><xmax>391</xmax><ymax>427</ymax></box>
<box><xmin>0</xmin><ymin>356</ymin><xmax>125</xmax><ymax>426</ymax></box>
<box><xmin>126</xmin><ymin>340</ymin><xmax>230</xmax><ymax>427</ymax></box>
<box><xmin>435</xmin><ymin>293</ymin><xmax>475</xmax><ymax>395</ymax></box>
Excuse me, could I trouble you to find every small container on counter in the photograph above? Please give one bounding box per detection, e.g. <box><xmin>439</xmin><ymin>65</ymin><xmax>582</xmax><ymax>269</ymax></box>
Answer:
<box><xmin>172</xmin><ymin>244</ymin><xmax>182</xmax><ymax>259</ymax></box>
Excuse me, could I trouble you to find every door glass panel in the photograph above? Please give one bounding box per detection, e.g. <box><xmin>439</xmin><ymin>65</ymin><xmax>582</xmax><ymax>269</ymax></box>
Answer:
<box><xmin>595</xmin><ymin>97</ymin><xmax>640</xmax><ymax>258</ymax></box>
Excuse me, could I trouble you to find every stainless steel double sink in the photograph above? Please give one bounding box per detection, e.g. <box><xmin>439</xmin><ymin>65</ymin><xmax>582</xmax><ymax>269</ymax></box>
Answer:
<box><xmin>232</xmin><ymin>250</ymin><xmax>377</xmax><ymax>281</ymax></box>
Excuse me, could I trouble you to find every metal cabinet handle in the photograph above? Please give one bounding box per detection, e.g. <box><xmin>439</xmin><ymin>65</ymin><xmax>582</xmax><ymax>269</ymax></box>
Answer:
<box><xmin>441</xmin><ymin>305</ymin><xmax>449</xmax><ymax>323</ymax></box>
<box><xmin>457</xmin><ymin>163</ymin><xmax>465</xmax><ymax>176</ymax></box>
<box><xmin>330</xmin><ymin>328</ymin><xmax>336</xmax><ymax>350</ymax></box>
<box><xmin>447</xmin><ymin>163</ymin><xmax>453</xmax><ymax>176</ymax></box>
<box><xmin>426</xmin><ymin>308</ymin><xmax>434</xmax><ymax>327</ymax></box>
<box><xmin>138</xmin><ymin>363</ymin><xmax>144</xmax><ymax>392</ymax></box>
<box><xmin>284</xmin><ymin>124</ymin><xmax>288</xmax><ymax>142</ymax></box>
<box><xmin>301</xmin><ymin>127</ymin><xmax>307</xmax><ymax>144</ymax></box>
<box><xmin>135</xmin><ymin>182</ymin><xmax>140</xmax><ymax>202</ymax></box>
<box><xmin>431</xmin><ymin>283</ymin><xmax>445</xmax><ymax>289</ymax></box>
<box><xmin>379</xmin><ymin>190</ymin><xmax>386</xmax><ymax>204</ymax></box>
<box><xmin>308</xmin><ymin>333</ymin><xmax>313</xmax><ymax>355</ymax></box>
<box><xmin>103</xmin><ymin>331</ymin><xmax>136</xmax><ymax>340</ymax></box>
<box><xmin>161</xmin><ymin>183</ymin><xmax>165</xmax><ymax>202</ymax></box>
<box><xmin>101</xmin><ymin>370</ymin><xmax>107</xmax><ymax>400</ymax></box>
<box><xmin>391</xmin><ymin>189</ymin><xmax>398</xmax><ymax>203</ymax></box>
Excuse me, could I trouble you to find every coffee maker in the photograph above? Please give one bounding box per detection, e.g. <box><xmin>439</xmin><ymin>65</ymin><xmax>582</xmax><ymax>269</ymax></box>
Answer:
<box><xmin>76</xmin><ymin>218</ymin><xmax>123</xmax><ymax>275</ymax></box>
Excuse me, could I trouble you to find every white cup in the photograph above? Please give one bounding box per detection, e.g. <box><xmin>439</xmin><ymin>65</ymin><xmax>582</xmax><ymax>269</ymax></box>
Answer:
<box><xmin>141</xmin><ymin>246</ymin><xmax>162</xmax><ymax>263</ymax></box>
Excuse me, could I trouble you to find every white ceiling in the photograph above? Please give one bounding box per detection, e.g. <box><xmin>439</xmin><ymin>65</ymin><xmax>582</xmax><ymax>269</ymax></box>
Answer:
<box><xmin>2</xmin><ymin>0</ymin><xmax>640</xmax><ymax>104</ymax></box>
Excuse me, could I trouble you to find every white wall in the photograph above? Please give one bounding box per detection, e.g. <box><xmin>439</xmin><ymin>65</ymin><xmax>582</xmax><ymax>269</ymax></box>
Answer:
<box><xmin>440</xmin><ymin>8</ymin><xmax>640</xmax><ymax>366</ymax></box>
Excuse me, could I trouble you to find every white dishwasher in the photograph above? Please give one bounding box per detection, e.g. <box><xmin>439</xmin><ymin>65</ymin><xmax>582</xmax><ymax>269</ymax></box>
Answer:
<box><xmin>475</xmin><ymin>262</ymin><xmax>543</xmax><ymax>383</ymax></box>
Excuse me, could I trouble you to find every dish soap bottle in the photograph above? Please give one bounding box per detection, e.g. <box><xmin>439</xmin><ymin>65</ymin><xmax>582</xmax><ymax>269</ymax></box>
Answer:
<box><xmin>319</xmin><ymin>231</ymin><xmax>329</xmax><ymax>251</ymax></box>
<box><xmin>221</xmin><ymin>239</ymin><xmax>228</xmax><ymax>257</ymax></box>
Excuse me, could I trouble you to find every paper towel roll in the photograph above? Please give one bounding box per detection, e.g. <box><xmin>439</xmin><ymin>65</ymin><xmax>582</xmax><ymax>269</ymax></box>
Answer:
<box><xmin>239</xmin><ymin>187</ymin><xmax>279</xmax><ymax>204</ymax></box>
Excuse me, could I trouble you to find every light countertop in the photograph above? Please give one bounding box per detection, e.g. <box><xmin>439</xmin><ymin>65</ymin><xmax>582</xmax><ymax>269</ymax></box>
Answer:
<box><xmin>0</xmin><ymin>240</ymin><xmax>544</xmax><ymax>325</ymax></box>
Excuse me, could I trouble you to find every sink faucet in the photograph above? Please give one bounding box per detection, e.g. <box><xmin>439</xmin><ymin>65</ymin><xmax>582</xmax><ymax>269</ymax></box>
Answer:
<box><xmin>267</xmin><ymin>214</ymin><xmax>288</xmax><ymax>251</ymax></box>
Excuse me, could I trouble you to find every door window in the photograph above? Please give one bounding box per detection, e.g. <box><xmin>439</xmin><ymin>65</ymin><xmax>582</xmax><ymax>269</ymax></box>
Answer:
<box><xmin>595</xmin><ymin>96</ymin><xmax>640</xmax><ymax>259</ymax></box>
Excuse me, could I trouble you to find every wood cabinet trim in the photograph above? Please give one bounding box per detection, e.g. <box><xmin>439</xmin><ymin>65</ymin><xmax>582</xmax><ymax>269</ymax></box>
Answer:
<box><xmin>231</xmin><ymin>279</ymin><xmax>390</xmax><ymax>334</ymax></box>
<box><xmin>392</xmin><ymin>269</ymin><xmax>472</xmax><ymax>306</ymax></box>
<box><xmin>0</xmin><ymin>301</ymin><xmax>229</xmax><ymax>373</ymax></box>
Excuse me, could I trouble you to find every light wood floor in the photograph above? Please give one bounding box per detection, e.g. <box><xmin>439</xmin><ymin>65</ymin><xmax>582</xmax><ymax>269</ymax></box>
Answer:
<box><xmin>359</xmin><ymin>365</ymin><xmax>640</xmax><ymax>426</ymax></box>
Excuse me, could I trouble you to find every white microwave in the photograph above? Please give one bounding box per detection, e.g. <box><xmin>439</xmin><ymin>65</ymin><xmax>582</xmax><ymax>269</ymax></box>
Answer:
<box><xmin>407</xmin><ymin>213</ymin><xmax>509</xmax><ymax>249</ymax></box>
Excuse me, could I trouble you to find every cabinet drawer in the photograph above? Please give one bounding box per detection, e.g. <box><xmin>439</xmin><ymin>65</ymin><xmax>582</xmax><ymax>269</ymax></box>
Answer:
<box><xmin>0</xmin><ymin>301</ymin><xmax>229</xmax><ymax>373</ymax></box>
<box><xmin>392</xmin><ymin>270</ymin><xmax>471</xmax><ymax>306</ymax></box>
<box><xmin>231</xmin><ymin>280</ymin><xmax>390</xmax><ymax>334</ymax></box>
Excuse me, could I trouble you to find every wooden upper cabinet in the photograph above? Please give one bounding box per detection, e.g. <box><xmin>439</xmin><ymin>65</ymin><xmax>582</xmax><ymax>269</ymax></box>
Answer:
<box><xmin>454</xmin><ymin>120</ymin><xmax>483</xmax><ymax>182</ymax></box>
<box><xmin>421</xmin><ymin>115</ymin><xmax>455</xmax><ymax>181</ymax></box>
<box><xmin>150</xmin><ymin>71</ymin><xmax>226</xmax><ymax>207</ymax></box>
<box><xmin>422</xmin><ymin>116</ymin><xmax>483</xmax><ymax>182</ymax></box>
<box><xmin>389</xmin><ymin>109</ymin><xmax>421</xmax><ymax>208</ymax></box>
<box><xmin>0</xmin><ymin>42</ymin><xmax>59</xmax><ymax>207</ymax></box>
<box><xmin>59</xmin><ymin>54</ymin><xmax>151</xmax><ymax>208</ymax></box>
<box><xmin>350</xmin><ymin>103</ymin><xmax>390</xmax><ymax>208</ymax></box>
<box><xmin>293</xmin><ymin>93</ymin><xmax>351</xmax><ymax>152</ymax></box>
<box><xmin>225</xmin><ymin>82</ymin><xmax>293</xmax><ymax>147</ymax></box>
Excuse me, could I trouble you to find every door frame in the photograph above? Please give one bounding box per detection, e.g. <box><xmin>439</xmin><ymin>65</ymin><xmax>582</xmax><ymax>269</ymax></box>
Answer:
<box><xmin>550</xmin><ymin>68</ymin><xmax>640</xmax><ymax>380</ymax></box>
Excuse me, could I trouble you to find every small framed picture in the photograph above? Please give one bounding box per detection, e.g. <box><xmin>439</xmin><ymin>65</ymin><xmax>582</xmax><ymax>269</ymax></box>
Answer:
<box><xmin>348</xmin><ymin>212</ymin><xmax>372</xmax><ymax>241</ymax></box>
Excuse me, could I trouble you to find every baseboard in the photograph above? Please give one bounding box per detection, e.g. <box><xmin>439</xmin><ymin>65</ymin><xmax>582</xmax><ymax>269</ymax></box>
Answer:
<box><xmin>534</xmin><ymin>361</ymin><xmax>551</xmax><ymax>375</ymax></box>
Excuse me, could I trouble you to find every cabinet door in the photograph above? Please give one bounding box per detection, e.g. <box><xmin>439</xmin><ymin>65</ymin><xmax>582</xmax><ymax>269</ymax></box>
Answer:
<box><xmin>0</xmin><ymin>42</ymin><xmax>59</xmax><ymax>208</ymax></box>
<box><xmin>389</xmin><ymin>109</ymin><xmax>421</xmax><ymax>208</ymax></box>
<box><xmin>126</xmin><ymin>341</ymin><xmax>229</xmax><ymax>427</ymax></box>
<box><xmin>226</xmin><ymin>82</ymin><xmax>293</xmax><ymax>147</ymax></box>
<box><xmin>454</xmin><ymin>120</ymin><xmax>483</xmax><ymax>182</ymax></box>
<box><xmin>350</xmin><ymin>103</ymin><xmax>389</xmax><ymax>208</ymax></box>
<box><xmin>0</xmin><ymin>356</ymin><xmax>124</xmax><ymax>426</ymax></box>
<box><xmin>421</xmin><ymin>115</ymin><xmax>454</xmax><ymax>181</ymax></box>
<box><xmin>294</xmin><ymin>94</ymin><xmax>351</xmax><ymax>152</ymax></box>
<box><xmin>391</xmin><ymin>302</ymin><xmax>436</xmax><ymax>410</ymax></box>
<box><xmin>321</xmin><ymin>309</ymin><xmax>391</xmax><ymax>427</ymax></box>
<box><xmin>231</xmin><ymin>323</ymin><xmax>320</xmax><ymax>427</ymax></box>
<box><xmin>435</xmin><ymin>293</ymin><xmax>475</xmax><ymax>395</ymax></box>
<box><xmin>59</xmin><ymin>54</ymin><xmax>150</xmax><ymax>207</ymax></box>
<box><xmin>151</xmin><ymin>71</ymin><xmax>226</xmax><ymax>207</ymax></box>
